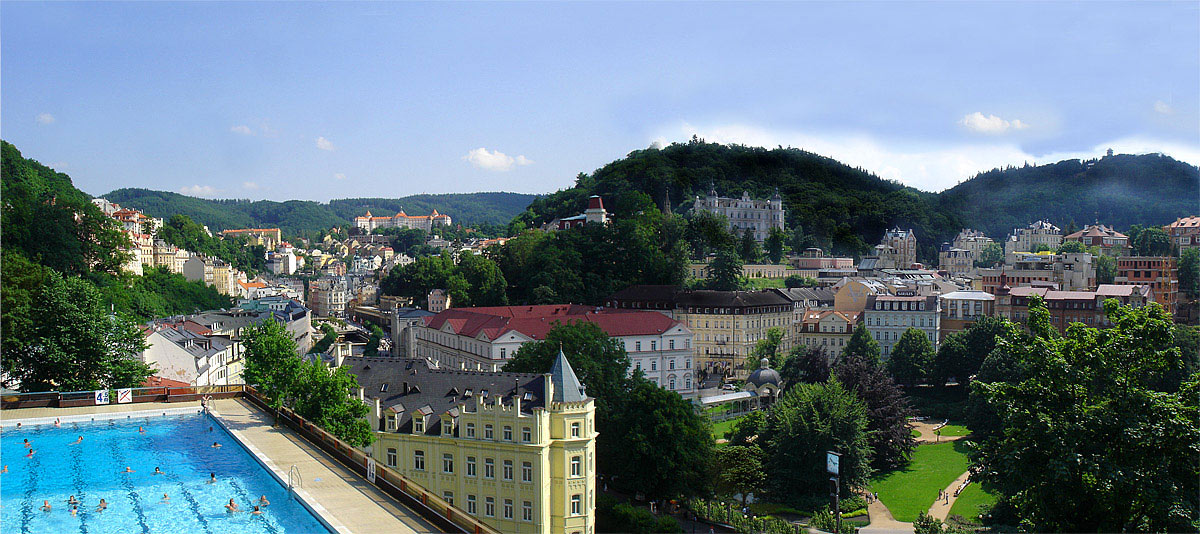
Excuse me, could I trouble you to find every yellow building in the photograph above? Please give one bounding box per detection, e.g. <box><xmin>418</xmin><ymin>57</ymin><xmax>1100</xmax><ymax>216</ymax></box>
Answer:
<box><xmin>343</xmin><ymin>353</ymin><xmax>596</xmax><ymax>534</ymax></box>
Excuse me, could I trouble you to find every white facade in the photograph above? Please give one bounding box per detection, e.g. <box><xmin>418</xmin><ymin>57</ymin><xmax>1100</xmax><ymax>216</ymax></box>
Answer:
<box><xmin>863</xmin><ymin>295</ymin><xmax>941</xmax><ymax>358</ymax></box>
<box><xmin>1005</xmin><ymin>220</ymin><xmax>1063</xmax><ymax>255</ymax></box>
<box><xmin>691</xmin><ymin>189</ymin><xmax>784</xmax><ymax>242</ymax></box>
<box><xmin>142</xmin><ymin>327</ymin><xmax>241</xmax><ymax>386</ymax></box>
<box><xmin>619</xmin><ymin>326</ymin><xmax>695</xmax><ymax>393</ymax></box>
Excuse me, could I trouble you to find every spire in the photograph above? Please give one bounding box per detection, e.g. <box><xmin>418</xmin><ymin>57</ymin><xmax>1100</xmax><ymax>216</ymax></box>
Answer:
<box><xmin>549</xmin><ymin>348</ymin><xmax>586</xmax><ymax>403</ymax></box>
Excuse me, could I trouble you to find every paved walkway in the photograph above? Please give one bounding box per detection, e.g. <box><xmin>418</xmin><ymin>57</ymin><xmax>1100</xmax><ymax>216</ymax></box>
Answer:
<box><xmin>858</xmin><ymin>494</ymin><xmax>914</xmax><ymax>534</ymax></box>
<box><xmin>210</xmin><ymin>398</ymin><xmax>439</xmax><ymax>534</ymax></box>
<box><xmin>910</xmin><ymin>421</ymin><xmax>967</xmax><ymax>444</ymax></box>
<box><xmin>927</xmin><ymin>471</ymin><xmax>972</xmax><ymax>521</ymax></box>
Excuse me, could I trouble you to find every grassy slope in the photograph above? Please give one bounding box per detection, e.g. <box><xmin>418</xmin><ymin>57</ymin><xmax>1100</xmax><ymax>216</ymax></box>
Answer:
<box><xmin>947</xmin><ymin>482</ymin><xmax>995</xmax><ymax>521</ymax></box>
<box><xmin>870</xmin><ymin>441</ymin><xmax>972</xmax><ymax>522</ymax></box>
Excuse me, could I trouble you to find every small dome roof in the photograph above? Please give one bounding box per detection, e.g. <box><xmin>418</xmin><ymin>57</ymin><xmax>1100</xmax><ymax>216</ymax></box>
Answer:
<box><xmin>747</xmin><ymin>358</ymin><xmax>781</xmax><ymax>388</ymax></box>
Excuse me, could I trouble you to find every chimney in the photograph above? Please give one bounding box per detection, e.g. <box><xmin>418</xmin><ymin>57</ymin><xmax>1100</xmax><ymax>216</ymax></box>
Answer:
<box><xmin>373</xmin><ymin>398</ymin><xmax>381</xmax><ymax>420</ymax></box>
<box><xmin>402</xmin><ymin>381</ymin><xmax>408</xmax><ymax>396</ymax></box>
<box><xmin>358</xmin><ymin>387</ymin><xmax>365</xmax><ymax>402</ymax></box>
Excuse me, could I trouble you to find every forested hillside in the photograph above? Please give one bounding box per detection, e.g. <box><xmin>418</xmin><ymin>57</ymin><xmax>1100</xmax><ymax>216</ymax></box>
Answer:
<box><xmin>938</xmin><ymin>153</ymin><xmax>1199</xmax><ymax>238</ymax></box>
<box><xmin>102</xmin><ymin>188</ymin><xmax>538</xmax><ymax>236</ymax></box>
<box><xmin>517</xmin><ymin>140</ymin><xmax>1198</xmax><ymax>260</ymax></box>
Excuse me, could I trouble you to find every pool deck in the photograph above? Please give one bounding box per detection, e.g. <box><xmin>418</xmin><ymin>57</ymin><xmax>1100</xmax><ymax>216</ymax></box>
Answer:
<box><xmin>2</xmin><ymin>399</ymin><xmax>441</xmax><ymax>534</ymax></box>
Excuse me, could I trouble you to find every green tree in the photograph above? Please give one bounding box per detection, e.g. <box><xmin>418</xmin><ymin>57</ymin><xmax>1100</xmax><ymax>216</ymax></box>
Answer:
<box><xmin>685</xmin><ymin>210</ymin><xmax>735</xmax><ymax>260</ymax></box>
<box><xmin>760</xmin><ymin>379</ymin><xmax>872</xmax><ymax>508</ymax></box>
<box><xmin>1030</xmin><ymin>243</ymin><xmax>1052</xmax><ymax>253</ymax></box>
<box><xmin>931</xmin><ymin>315</ymin><xmax>1011</xmax><ymax>387</ymax></box>
<box><xmin>726</xmin><ymin>410</ymin><xmax>767</xmax><ymax>447</ymax></box>
<box><xmin>747</xmin><ymin>327</ymin><xmax>785</xmax><ymax>369</ymax></box>
<box><xmin>971</xmin><ymin>296</ymin><xmax>1199</xmax><ymax>532</ymax></box>
<box><xmin>779</xmin><ymin>346</ymin><xmax>830</xmax><ymax>388</ymax></box>
<box><xmin>715</xmin><ymin>445</ymin><xmax>766</xmax><ymax>506</ymax></box>
<box><xmin>973</xmin><ymin>242</ymin><xmax>1004</xmax><ymax>268</ymax></box>
<box><xmin>1095</xmin><ymin>254</ymin><xmax>1117</xmax><ymax>284</ymax></box>
<box><xmin>887</xmin><ymin>328</ymin><xmax>934</xmax><ymax>386</ymax></box>
<box><xmin>1133</xmin><ymin>227</ymin><xmax>1172</xmax><ymax>256</ymax></box>
<box><xmin>2</xmin><ymin>272</ymin><xmax>152</xmax><ymax>391</ymax></box>
<box><xmin>842</xmin><ymin>324</ymin><xmax>881</xmax><ymax>366</ymax></box>
<box><xmin>1056</xmin><ymin>240</ymin><xmax>1087</xmax><ymax>254</ymax></box>
<box><xmin>834</xmin><ymin>349</ymin><xmax>915</xmax><ymax>470</ymax></box>
<box><xmin>764</xmin><ymin>227</ymin><xmax>786</xmax><ymax>264</ymax></box>
<box><xmin>292</xmin><ymin>361</ymin><xmax>375</xmax><ymax>447</ymax></box>
<box><xmin>1179</xmin><ymin>247</ymin><xmax>1200</xmax><ymax>298</ymax></box>
<box><xmin>784</xmin><ymin>275</ymin><xmax>818</xmax><ymax>288</ymax></box>
<box><xmin>309</xmin><ymin>323</ymin><xmax>339</xmax><ymax>354</ymax></box>
<box><xmin>738</xmin><ymin>228</ymin><xmax>761</xmax><ymax>263</ymax></box>
<box><xmin>457</xmin><ymin>251</ymin><xmax>509</xmax><ymax>306</ymax></box>
<box><xmin>706</xmin><ymin>249</ymin><xmax>745</xmax><ymax>291</ymax></box>
<box><xmin>503</xmin><ymin>321</ymin><xmax>631</xmax><ymax>410</ymax></box>
<box><xmin>363</xmin><ymin>324</ymin><xmax>384</xmax><ymax>357</ymax></box>
<box><xmin>242</xmin><ymin>319</ymin><xmax>305</xmax><ymax>411</ymax></box>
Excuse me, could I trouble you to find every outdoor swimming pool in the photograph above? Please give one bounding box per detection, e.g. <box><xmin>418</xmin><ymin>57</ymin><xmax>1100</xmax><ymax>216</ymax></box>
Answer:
<box><xmin>1</xmin><ymin>410</ymin><xmax>331</xmax><ymax>534</ymax></box>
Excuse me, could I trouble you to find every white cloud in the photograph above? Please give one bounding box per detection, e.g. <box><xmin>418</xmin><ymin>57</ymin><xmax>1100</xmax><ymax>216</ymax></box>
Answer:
<box><xmin>316</xmin><ymin>137</ymin><xmax>335</xmax><ymax>151</ymax></box>
<box><xmin>1154</xmin><ymin>100</ymin><xmax>1173</xmax><ymax>115</ymax></box>
<box><xmin>464</xmin><ymin>148</ymin><xmax>533</xmax><ymax>171</ymax></box>
<box><xmin>230</xmin><ymin>125</ymin><xmax>253</xmax><ymax>135</ymax></box>
<box><xmin>959</xmin><ymin>112</ymin><xmax>1028</xmax><ymax>134</ymax></box>
<box><xmin>180</xmin><ymin>185</ymin><xmax>220</xmax><ymax>197</ymax></box>
<box><xmin>653</xmin><ymin>122</ymin><xmax>1200</xmax><ymax>192</ymax></box>
<box><xmin>334</xmin><ymin>173</ymin><xmax>347</xmax><ymax>180</ymax></box>
<box><xmin>36</xmin><ymin>113</ymin><xmax>55</xmax><ymax>125</ymax></box>
<box><xmin>242</xmin><ymin>181</ymin><xmax>260</xmax><ymax>190</ymax></box>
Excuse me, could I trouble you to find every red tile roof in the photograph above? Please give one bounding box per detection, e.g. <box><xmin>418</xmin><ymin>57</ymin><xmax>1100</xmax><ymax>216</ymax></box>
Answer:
<box><xmin>423</xmin><ymin>305</ymin><xmax>683</xmax><ymax>340</ymax></box>
<box><xmin>143</xmin><ymin>376</ymin><xmax>190</xmax><ymax>388</ymax></box>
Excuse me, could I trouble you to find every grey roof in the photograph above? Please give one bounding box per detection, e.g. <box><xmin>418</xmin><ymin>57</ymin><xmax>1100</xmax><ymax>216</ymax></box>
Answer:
<box><xmin>549</xmin><ymin>349</ymin><xmax>586</xmax><ymax>403</ymax></box>
<box><xmin>747</xmin><ymin>358</ymin><xmax>781</xmax><ymax>388</ymax></box>
<box><xmin>772</xmin><ymin>287</ymin><xmax>836</xmax><ymax>305</ymax></box>
<box><xmin>396</xmin><ymin>308</ymin><xmax>436</xmax><ymax>320</ymax></box>
<box><xmin>156</xmin><ymin>326</ymin><xmax>231</xmax><ymax>360</ymax></box>
<box><xmin>342</xmin><ymin>356</ymin><xmax>546</xmax><ymax>435</ymax></box>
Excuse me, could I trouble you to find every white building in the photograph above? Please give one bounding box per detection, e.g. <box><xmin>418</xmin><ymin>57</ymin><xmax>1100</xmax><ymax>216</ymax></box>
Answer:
<box><xmin>354</xmin><ymin>209</ymin><xmax>452</xmax><ymax>232</ymax></box>
<box><xmin>691</xmin><ymin>188</ymin><xmax>784</xmax><ymax>242</ymax></box>
<box><xmin>309</xmin><ymin>277</ymin><xmax>350</xmax><ymax>318</ymax></box>
<box><xmin>863</xmin><ymin>294</ymin><xmax>941</xmax><ymax>359</ymax></box>
<box><xmin>1005</xmin><ymin>220</ymin><xmax>1063</xmax><ymax>255</ymax></box>
<box><xmin>413</xmin><ymin>305</ymin><xmax>696</xmax><ymax>395</ymax></box>
<box><xmin>142</xmin><ymin>322</ymin><xmax>240</xmax><ymax>386</ymax></box>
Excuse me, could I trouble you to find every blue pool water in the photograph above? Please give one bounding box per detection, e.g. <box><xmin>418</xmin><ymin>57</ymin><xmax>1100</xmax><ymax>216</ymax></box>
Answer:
<box><xmin>1</xmin><ymin>411</ymin><xmax>330</xmax><ymax>534</ymax></box>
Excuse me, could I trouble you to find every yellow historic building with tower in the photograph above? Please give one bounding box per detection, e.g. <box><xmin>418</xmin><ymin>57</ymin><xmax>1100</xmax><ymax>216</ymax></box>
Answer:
<box><xmin>342</xmin><ymin>351</ymin><xmax>596</xmax><ymax>534</ymax></box>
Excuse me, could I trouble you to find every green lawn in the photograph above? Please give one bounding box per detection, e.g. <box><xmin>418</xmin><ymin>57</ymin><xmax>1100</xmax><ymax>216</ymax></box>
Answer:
<box><xmin>870</xmin><ymin>441</ymin><xmax>972</xmax><ymax>522</ymax></box>
<box><xmin>710</xmin><ymin>416</ymin><xmax>744</xmax><ymax>445</ymax></box>
<box><xmin>745</xmin><ymin>277</ymin><xmax>786</xmax><ymax>289</ymax></box>
<box><xmin>935</xmin><ymin>424</ymin><xmax>971</xmax><ymax>437</ymax></box>
<box><xmin>948</xmin><ymin>482</ymin><xmax>995</xmax><ymax>521</ymax></box>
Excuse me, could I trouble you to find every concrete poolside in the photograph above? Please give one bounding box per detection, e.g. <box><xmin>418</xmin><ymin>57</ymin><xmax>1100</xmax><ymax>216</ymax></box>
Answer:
<box><xmin>2</xmin><ymin>398</ymin><xmax>440</xmax><ymax>534</ymax></box>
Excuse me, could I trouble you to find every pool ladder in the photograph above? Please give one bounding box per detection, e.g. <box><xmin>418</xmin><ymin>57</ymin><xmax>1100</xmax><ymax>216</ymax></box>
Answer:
<box><xmin>287</xmin><ymin>465</ymin><xmax>302</xmax><ymax>497</ymax></box>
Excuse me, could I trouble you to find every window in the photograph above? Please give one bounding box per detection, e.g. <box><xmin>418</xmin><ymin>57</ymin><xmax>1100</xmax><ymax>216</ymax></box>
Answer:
<box><xmin>443</xmin><ymin>453</ymin><xmax>454</xmax><ymax>473</ymax></box>
<box><xmin>386</xmin><ymin>414</ymin><xmax>396</xmax><ymax>431</ymax></box>
<box><xmin>503</xmin><ymin>499</ymin><xmax>513</xmax><ymax>519</ymax></box>
<box><xmin>386</xmin><ymin>448</ymin><xmax>397</xmax><ymax>467</ymax></box>
<box><xmin>651</xmin><ymin>361</ymin><xmax>657</xmax><ymax>371</ymax></box>
<box><xmin>685</xmin><ymin>377</ymin><xmax>692</xmax><ymax>389</ymax></box>
<box><xmin>571</xmin><ymin>494</ymin><xmax>582</xmax><ymax>515</ymax></box>
<box><xmin>443</xmin><ymin>420</ymin><xmax>453</xmax><ymax>435</ymax></box>
<box><xmin>413</xmin><ymin>450</ymin><xmax>425</xmax><ymax>471</ymax></box>
<box><xmin>484</xmin><ymin>424</ymin><xmax>494</xmax><ymax>440</ymax></box>
<box><xmin>500</xmin><ymin>348</ymin><xmax>506</xmax><ymax>358</ymax></box>
<box><xmin>521</xmin><ymin>461</ymin><xmax>532</xmax><ymax>482</ymax></box>
<box><xmin>503</xmin><ymin>425</ymin><xmax>513</xmax><ymax>441</ymax></box>
<box><xmin>571</xmin><ymin>422</ymin><xmax>581</xmax><ymax>438</ymax></box>
<box><xmin>669</xmin><ymin>359</ymin><xmax>675</xmax><ymax>370</ymax></box>
<box><xmin>484</xmin><ymin>458</ymin><xmax>495</xmax><ymax>479</ymax></box>
<box><xmin>466</xmin><ymin>456</ymin><xmax>476</xmax><ymax>477</ymax></box>
<box><xmin>571</xmin><ymin>456</ymin><xmax>581</xmax><ymax>477</ymax></box>
<box><xmin>522</xmin><ymin>501</ymin><xmax>533</xmax><ymax>521</ymax></box>
<box><xmin>651</xmin><ymin>340</ymin><xmax>657</xmax><ymax>351</ymax></box>
<box><xmin>669</xmin><ymin>339</ymin><xmax>675</xmax><ymax>349</ymax></box>
<box><xmin>503</xmin><ymin>459</ymin><xmax>514</xmax><ymax>480</ymax></box>
<box><xmin>467</xmin><ymin>495</ymin><xmax>477</xmax><ymax>514</ymax></box>
<box><xmin>669</xmin><ymin>376</ymin><xmax>676</xmax><ymax>389</ymax></box>
<box><xmin>635</xmin><ymin>341</ymin><xmax>641</xmax><ymax>351</ymax></box>
<box><xmin>414</xmin><ymin>417</ymin><xmax>424</xmax><ymax>433</ymax></box>
<box><xmin>521</xmin><ymin>427</ymin><xmax>532</xmax><ymax>443</ymax></box>
<box><xmin>485</xmin><ymin>497</ymin><xmax>495</xmax><ymax>517</ymax></box>
<box><xmin>465</xmin><ymin>422</ymin><xmax>475</xmax><ymax>438</ymax></box>
<box><xmin>442</xmin><ymin>491</ymin><xmax>453</xmax><ymax>506</ymax></box>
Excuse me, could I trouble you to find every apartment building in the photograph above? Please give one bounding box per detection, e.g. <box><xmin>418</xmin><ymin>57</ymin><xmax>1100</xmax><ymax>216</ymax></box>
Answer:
<box><xmin>309</xmin><ymin>277</ymin><xmax>350</xmax><ymax>318</ymax></box>
<box><xmin>874</xmin><ymin>227</ymin><xmax>918</xmax><ymax>269</ymax></box>
<box><xmin>346</xmin><ymin>353</ymin><xmax>596</xmax><ymax>534</ymax></box>
<box><xmin>980</xmin><ymin>252</ymin><xmax>1095</xmax><ymax>294</ymax></box>
<box><xmin>795</xmin><ymin>310</ymin><xmax>861</xmax><ymax>361</ymax></box>
<box><xmin>605</xmin><ymin>286</ymin><xmax>791</xmax><ymax>380</ymax></box>
<box><xmin>354</xmin><ymin>210</ymin><xmax>453</xmax><ymax>232</ymax></box>
<box><xmin>412</xmin><ymin>305</ymin><xmax>694</xmax><ymax>395</ymax></box>
<box><xmin>141</xmin><ymin>321</ymin><xmax>239</xmax><ymax>386</ymax></box>
<box><xmin>1115</xmin><ymin>256</ymin><xmax>1178</xmax><ymax>314</ymax></box>
<box><xmin>995</xmin><ymin>284</ymin><xmax>1153</xmax><ymax>332</ymax></box>
<box><xmin>863</xmin><ymin>294</ymin><xmax>941</xmax><ymax>358</ymax></box>
<box><xmin>1004</xmin><ymin>220</ymin><xmax>1062</xmax><ymax>255</ymax></box>
<box><xmin>937</xmin><ymin>290</ymin><xmax>995</xmax><ymax>337</ymax></box>
<box><xmin>691</xmin><ymin>188</ymin><xmax>784</xmax><ymax>242</ymax></box>
<box><xmin>1165</xmin><ymin>216</ymin><xmax>1200</xmax><ymax>253</ymax></box>
<box><xmin>1064</xmin><ymin>224</ymin><xmax>1130</xmax><ymax>257</ymax></box>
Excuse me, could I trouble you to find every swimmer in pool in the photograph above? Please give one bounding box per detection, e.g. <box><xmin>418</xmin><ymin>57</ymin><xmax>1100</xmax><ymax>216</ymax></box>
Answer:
<box><xmin>251</xmin><ymin>505</ymin><xmax>262</xmax><ymax>515</ymax></box>
<box><xmin>212</xmin><ymin>442</ymin><xmax>222</xmax><ymax>448</ymax></box>
<box><xmin>259</xmin><ymin>495</ymin><xmax>270</xmax><ymax>506</ymax></box>
<box><xmin>225</xmin><ymin>499</ymin><xmax>239</xmax><ymax>513</ymax></box>
<box><xmin>162</xmin><ymin>493</ymin><xmax>170</xmax><ymax>503</ymax></box>
<box><xmin>72</xmin><ymin>436</ymin><xmax>83</xmax><ymax>444</ymax></box>
<box><xmin>96</xmin><ymin>499</ymin><xmax>107</xmax><ymax>512</ymax></box>
<box><xmin>67</xmin><ymin>495</ymin><xmax>79</xmax><ymax>505</ymax></box>
<box><xmin>209</xmin><ymin>473</ymin><xmax>217</xmax><ymax>484</ymax></box>
<box><xmin>54</xmin><ymin>418</ymin><xmax>61</xmax><ymax>428</ymax></box>
<box><xmin>40</xmin><ymin>500</ymin><xmax>51</xmax><ymax>512</ymax></box>
<box><xmin>2</xmin><ymin>465</ymin><xmax>7</xmax><ymax>473</ymax></box>
<box><xmin>23</xmin><ymin>439</ymin><xmax>30</xmax><ymax>448</ymax></box>
<box><xmin>123</xmin><ymin>466</ymin><xmax>134</xmax><ymax>473</ymax></box>
<box><xmin>25</xmin><ymin>449</ymin><xmax>34</xmax><ymax>458</ymax></box>
<box><xmin>71</xmin><ymin>506</ymin><xmax>77</xmax><ymax>517</ymax></box>
<box><xmin>139</xmin><ymin>426</ymin><xmax>145</xmax><ymax>434</ymax></box>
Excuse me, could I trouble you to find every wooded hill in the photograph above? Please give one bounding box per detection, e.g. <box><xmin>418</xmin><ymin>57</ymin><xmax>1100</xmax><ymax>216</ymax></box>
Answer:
<box><xmin>516</xmin><ymin>139</ymin><xmax>1199</xmax><ymax>260</ymax></box>
<box><xmin>101</xmin><ymin>188</ymin><xmax>539</xmax><ymax>236</ymax></box>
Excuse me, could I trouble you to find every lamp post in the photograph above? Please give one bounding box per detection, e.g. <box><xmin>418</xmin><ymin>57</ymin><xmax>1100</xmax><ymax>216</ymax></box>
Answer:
<box><xmin>827</xmin><ymin>451</ymin><xmax>841</xmax><ymax>533</ymax></box>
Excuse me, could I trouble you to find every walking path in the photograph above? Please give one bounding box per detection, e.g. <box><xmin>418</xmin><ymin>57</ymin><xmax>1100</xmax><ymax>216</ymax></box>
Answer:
<box><xmin>858</xmin><ymin>494</ymin><xmax>914</xmax><ymax>534</ymax></box>
<box><xmin>910</xmin><ymin>421</ymin><xmax>967</xmax><ymax>444</ymax></box>
<box><xmin>927</xmin><ymin>471</ymin><xmax>972</xmax><ymax>521</ymax></box>
<box><xmin>210</xmin><ymin>398</ymin><xmax>439</xmax><ymax>534</ymax></box>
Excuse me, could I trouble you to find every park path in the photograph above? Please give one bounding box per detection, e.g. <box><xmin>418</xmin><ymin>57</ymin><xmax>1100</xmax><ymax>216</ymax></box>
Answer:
<box><xmin>910</xmin><ymin>421</ymin><xmax>968</xmax><ymax>444</ymax></box>
<box><xmin>927</xmin><ymin>471</ymin><xmax>972</xmax><ymax>521</ymax></box>
<box><xmin>858</xmin><ymin>493</ymin><xmax>914</xmax><ymax>534</ymax></box>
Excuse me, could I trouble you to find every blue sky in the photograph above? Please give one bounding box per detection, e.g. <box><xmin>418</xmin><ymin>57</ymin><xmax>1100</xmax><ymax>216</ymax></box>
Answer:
<box><xmin>3</xmin><ymin>1</ymin><xmax>1197</xmax><ymax>201</ymax></box>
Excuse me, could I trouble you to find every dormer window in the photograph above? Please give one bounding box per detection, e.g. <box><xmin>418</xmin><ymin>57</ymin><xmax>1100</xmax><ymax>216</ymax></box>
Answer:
<box><xmin>414</xmin><ymin>417</ymin><xmax>425</xmax><ymax>433</ymax></box>
<box><xmin>480</xmin><ymin>389</ymin><xmax>489</xmax><ymax>398</ymax></box>
<box><xmin>386</xmin><ymin>414</ymin><xmax>396</xmax><ymax>431</ymax></box>
<box><xmin>380</xmin><ymin>383</ymin><xmax>389</xmax><ymax>393</ymax></box>
<box><xmin>464</xmin><ymin>389</ymin><xmax>473</xmax><ymax>398</ymax></box>
<box><xmin>522</xmin><ymin>392</ymin><xmax>533</xmax><ymax>402</ymax></box>
<box><xmin>443</xmin><ymin>419</ymin><xmax>454</xmax><ymax>435</ymax></box>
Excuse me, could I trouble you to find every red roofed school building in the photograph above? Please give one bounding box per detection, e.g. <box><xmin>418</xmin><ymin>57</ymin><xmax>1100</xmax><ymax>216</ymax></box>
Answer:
<box><xmin>411</xmin><ymin>304</ymin><xmax>695</xmax><ymax>395</ymax></box>
<box><xmin>354</xmin><ymin>209</ymin><xmax>452</xmax><ymax>232</ymax></box>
